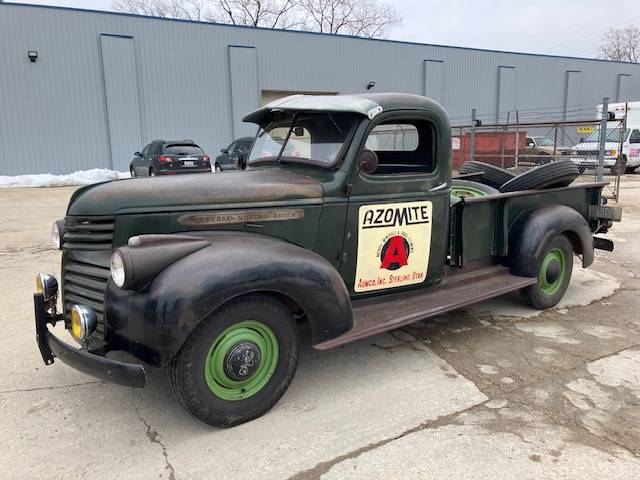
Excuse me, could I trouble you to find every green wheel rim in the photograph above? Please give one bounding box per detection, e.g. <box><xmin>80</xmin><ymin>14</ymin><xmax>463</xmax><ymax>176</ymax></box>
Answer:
<box><xmin>204</xmin><ymin>320</ymin><xmax>279</xmax><ymax>401</ymax></box>
<box><xmin>539</xmin><ymin>247</ymin><xmax>566</xmax><ymax>296</ymax></box>
<box><xmin>451</xmin><ymin>186</ymin><xmax>489</xmax><ymax>199</ymax></box>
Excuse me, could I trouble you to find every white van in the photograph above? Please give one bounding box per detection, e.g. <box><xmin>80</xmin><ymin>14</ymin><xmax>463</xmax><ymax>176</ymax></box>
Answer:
<box><xmin>571</xmin><ymin>101</ymin><xmax>640</xmax><ymax>173</ymax></box>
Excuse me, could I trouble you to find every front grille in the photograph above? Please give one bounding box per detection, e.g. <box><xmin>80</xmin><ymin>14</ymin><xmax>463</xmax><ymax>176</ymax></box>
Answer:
<box><xmin>63</xmin><ymin>216</ymin><xmax>115</xmax><ymax>250</ymax></box>
<box><xmin>62</xmin><ymin>216</ymin><xmax>114</xmax><ymax>344</ymax></box>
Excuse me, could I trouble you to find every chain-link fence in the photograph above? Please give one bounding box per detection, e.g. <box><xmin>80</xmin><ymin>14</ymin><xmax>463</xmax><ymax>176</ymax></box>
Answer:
<box><xmin>452</xmin><ymin>115</ymin><xmax>626</xmax><ymax>201</ymax></box>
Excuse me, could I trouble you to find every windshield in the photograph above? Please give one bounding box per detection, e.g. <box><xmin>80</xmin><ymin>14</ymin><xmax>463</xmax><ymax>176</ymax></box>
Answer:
<box><xmin>584</xmin><ymin>128</ymin><xmax>629</xmax><ymax>143</ymax></box>
<box><xmin>164</xmin><ymin>145</ymin><xmax>203</xmax><ymax>155</ymax></box>
<box><xmin>248</xmin><ymin>112</ymin><xmax>358</xmax><ymax>166</ymax></box>
<box><xmin>532</xmin><ymin>137</ymin><xmax>553</xmax><ymax>146</ymax></box>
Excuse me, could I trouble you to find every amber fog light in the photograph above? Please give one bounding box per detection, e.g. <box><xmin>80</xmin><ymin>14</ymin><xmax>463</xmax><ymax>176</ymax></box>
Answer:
<box><xmin>70</xmin><ymin>305</ymin><xmax>97</xmax><ymax>342</ymax></box>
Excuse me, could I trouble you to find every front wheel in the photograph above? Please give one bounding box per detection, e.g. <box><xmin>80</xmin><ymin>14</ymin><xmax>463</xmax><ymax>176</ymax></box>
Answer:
<box><xmin>169</xmin><ymin>295</ymin><xmax>300</xmax><ymax>427</ymax></box>
<box><xmin>519</xmin><ymin>235</ymin><xmax>573</xmax><ymax>310</ymax></box>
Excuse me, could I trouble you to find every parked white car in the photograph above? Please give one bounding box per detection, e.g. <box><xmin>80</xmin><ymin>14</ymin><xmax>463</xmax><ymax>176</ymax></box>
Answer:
<box><xmin>571</xmin><ymin>102</ymin><xmax>640</xmax><ymax>174</ymax></box>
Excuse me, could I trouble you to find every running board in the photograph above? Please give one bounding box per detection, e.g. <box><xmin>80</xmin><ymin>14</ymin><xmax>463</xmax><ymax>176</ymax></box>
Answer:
<box><xmin>314</xmin><ymin>266</ymin><xmax>537</xmax><ymax>350</ymax></box>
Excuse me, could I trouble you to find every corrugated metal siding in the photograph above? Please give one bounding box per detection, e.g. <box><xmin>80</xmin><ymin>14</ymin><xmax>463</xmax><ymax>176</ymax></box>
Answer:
<box><xmin>1</xmin><ymin>4</ymin><xmax>639</xmax><ymax>175</ymax></box>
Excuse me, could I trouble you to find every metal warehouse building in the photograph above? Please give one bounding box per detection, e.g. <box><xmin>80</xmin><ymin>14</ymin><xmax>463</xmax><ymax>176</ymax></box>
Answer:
<box><xmin>1</xmin><ymin>3</ymin><xmax>639</xmax><ymax>176</ymax></box>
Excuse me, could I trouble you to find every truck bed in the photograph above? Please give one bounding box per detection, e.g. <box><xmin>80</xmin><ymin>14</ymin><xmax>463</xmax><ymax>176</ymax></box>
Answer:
<box><xmin>314</xmin><ymin>265</ymin><xmax>536</xmax><ymax>350</ymax></box>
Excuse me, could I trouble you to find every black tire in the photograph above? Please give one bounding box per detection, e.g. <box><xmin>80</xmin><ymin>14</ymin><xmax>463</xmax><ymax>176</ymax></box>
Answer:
<box><xmin>130</xmin><ymin>166</ymin><xmax>136</xmax><ymax>178</ymax></box>
<box><xmin>149</xmin><ymin>168</ymin><xmax>156</xmax><ymax>177</ymax></box>
<box><xmin>169</xmin><ymin>295</ymin><xmax>300</xmax><ymax>427</ymax></box>
<box><xmin>215</xmin><ymin>164</ymin><xmax>222</xmax><ymax>173</ymax></box>
<box><xmin>499</xmin><ymin>159</ymin><xmax>579</xmax><ymax>193</ymax></box>
<box><xmin>626</xmin><ymin>166</ymin><xmax>638</xmax><ymax>174</ymax></box>
<box><xmin>459</xmin><ymin>161</ymin><xmax>516</xmax><ymax>188</ymax></box>
<box><xmin>519</xmin><ymin>235</ymin><xmax>573</xmax><ymax>310</ymax></box>
<box><xmin>451</xmin><ymin>179</ymin><xmax>500</xmax><ymax>200</ymax></box>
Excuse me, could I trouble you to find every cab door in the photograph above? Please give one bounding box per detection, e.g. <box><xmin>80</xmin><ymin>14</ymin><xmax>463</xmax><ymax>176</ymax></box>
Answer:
<box><xmin>339</xmin><ymin>111</ymin><xmax>451</xmax><ymax>297</ymax></box>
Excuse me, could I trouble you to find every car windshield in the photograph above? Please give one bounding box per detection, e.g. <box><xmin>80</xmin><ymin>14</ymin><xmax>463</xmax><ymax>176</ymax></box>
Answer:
<box><xmin>533</xmin><ymin>137</ymin><xmax>553</xmax><ymax>146</ymax></box>
<box><xmin>248</xmin><ymin>112</ymin><xmax>358</xmax><ymax>166</ymax></box>
<box><xmin>584</xmin><ymin>128</ymin><xmax>629</xmax><ymax>143</ymax></box>
<box><xmin>164</xmin><ymin>145</ymin><xmax>203</xmax><ymax>155</ymax></box>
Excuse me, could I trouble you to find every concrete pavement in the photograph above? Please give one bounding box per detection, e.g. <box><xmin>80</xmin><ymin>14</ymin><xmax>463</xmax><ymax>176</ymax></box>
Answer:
<box><xmin>1</xmin><ymin>178</ymin><xmax>639</xmax><ymax>479</ymax></box>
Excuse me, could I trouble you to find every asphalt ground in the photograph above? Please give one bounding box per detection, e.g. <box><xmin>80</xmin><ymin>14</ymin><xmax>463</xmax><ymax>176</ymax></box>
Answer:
<box><xmin>1</xmin><ymin>177</ymin><xmax>639</xmax><ymax>479</ymax></box>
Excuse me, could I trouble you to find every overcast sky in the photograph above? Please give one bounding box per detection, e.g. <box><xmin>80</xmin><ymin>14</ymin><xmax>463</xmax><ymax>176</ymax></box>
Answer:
<box><xmin>6</xmin><ymin>0</ymin><xmax>640</xmax><ymax>59</ymax></box>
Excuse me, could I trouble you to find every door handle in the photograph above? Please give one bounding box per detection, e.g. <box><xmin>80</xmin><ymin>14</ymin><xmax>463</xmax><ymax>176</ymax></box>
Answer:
<box><xmin>428</xmin><ymin>182</ymin><xmax>448</xmax><ymax>192</ymax></box>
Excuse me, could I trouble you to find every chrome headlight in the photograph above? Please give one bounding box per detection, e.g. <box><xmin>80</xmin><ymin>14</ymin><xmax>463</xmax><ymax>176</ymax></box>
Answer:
<box><xmin>110</xmin><ymin>250</ymin><xmax>126</xmax><ymax>288</ymax></box>
<box><xmin>70</xmin><ymin>305</ymin><xmax>97</xmax><ymax>342</ymax></box>
<box><xmin>36</xmin><ymin>273</ymin><xmax>58</xmax><ymax>306</ymax></box>
<box><xmin>51</xmin><ymin>219</ymin><xmax>65</xmax><ymax>250</ymax></box>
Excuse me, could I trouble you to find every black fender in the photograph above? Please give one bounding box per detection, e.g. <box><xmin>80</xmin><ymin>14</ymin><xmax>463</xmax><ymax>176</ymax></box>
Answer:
<box><xmin>508</xmin><ymin>205</ymin><xmax>594</xmax><ymax>277</ymax></box>
<box><xmin>106</xmin><ymin>232</ymin><xmax>352</xmax><ymax>366</ymax></box>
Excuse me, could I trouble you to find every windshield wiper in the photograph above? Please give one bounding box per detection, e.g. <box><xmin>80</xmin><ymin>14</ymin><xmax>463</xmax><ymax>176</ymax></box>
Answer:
<box><xmin>276</xmin><ymin>113</ymin><xmax>298</xmax><ymax>164</ymax></box>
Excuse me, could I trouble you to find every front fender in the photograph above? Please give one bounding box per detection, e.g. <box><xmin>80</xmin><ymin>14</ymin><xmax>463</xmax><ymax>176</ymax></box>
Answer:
<box><xmin>508</xmin><ymin>204</ymin><xmax>594</xmax><ymax>277</ymax></box>
<box><xmin>106</xmin><ymin>232</ymin><xmax>352</xmax><ymax>366</ymax></box>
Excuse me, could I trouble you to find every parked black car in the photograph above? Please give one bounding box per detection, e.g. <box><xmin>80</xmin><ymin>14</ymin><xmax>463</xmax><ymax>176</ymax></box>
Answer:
<box><xmin>214</xmin><ymin>137</ymin><xmax>253</xmax><ymax>171</ymax></box>
<box><xmin>130</xmin><ymin>140</ymin><xmax>211</xmax><ymax>177</ymax></box>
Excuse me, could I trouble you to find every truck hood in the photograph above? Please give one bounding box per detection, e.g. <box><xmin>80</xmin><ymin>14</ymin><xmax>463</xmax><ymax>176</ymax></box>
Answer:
<box><xmin>67</xmin><ymin>169</ymin><xmax>324</xmax><ymax>216</ymax></box>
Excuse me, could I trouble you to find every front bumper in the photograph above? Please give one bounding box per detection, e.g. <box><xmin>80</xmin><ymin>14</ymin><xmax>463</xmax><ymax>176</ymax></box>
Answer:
<box><xmin>570</xmin><ymin>157</ymin><xmax>616</xmax><ymax>167</ymax></box>
<box><xmin>34</xmin><ymin>293</ymin><xmax>146</xmax><ymax>388</ymax></box>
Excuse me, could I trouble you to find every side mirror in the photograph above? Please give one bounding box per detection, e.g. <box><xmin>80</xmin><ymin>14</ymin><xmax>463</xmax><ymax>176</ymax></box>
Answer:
<box><xmin>134</xmin><ymin>151</ymin><xmax>141</xmax><ymax>157</ymax></box>
<box><xmin>293</xmin><ymin>127</ymin><xmax>304</xmax><ymax>137</ymax></box>
<box><xmin>237</xmin><ymin>152</ymin><xmax>248</xmax><ymax>170</ymax></box>
<box><xmin>358</xmin><ymin>149</ymin><xmax>378</xmax><ymax>175</ymax></box>
<box><xmin>220</xmin><ymin>148</ymin><xmax>227</xmax><ymax>153</ymax></box>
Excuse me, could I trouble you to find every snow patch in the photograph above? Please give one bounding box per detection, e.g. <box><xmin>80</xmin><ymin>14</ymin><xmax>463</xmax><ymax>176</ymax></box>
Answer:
<box><xmin>0</xmin><ymin>169</ymin><xmax>129</xmax><ymax>188</ymax></box>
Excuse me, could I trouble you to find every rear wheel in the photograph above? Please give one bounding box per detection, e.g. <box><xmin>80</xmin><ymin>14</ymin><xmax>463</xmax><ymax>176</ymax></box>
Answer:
<box><xmin>626</xmin><ymin>166</ymin><xmax>638</xmax><ymax>174</ymax></box>
<box><xmin>519</xmin><ymin>235</ymin><xmax>573</xmax><ymax>310</ymax></box>
<box><xmin>169</xmin><ymin>295</ymin><xmax>299</xmax><ymax>427</ymax></box>
<box><xmin>149</xmin><ymin>168</ymin><xmax>156</xmax><ymax>177</ymax></box>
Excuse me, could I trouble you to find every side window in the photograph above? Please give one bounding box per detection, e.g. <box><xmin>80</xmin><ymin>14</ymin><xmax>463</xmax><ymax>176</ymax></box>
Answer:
<box><xmin>150</xmin><ymin>143</ymin><xmax>163</xmax><ymax>156</ymax></box>
<box><xmin>141</xmin><ymin>144</ymin><xmax>150</xmax><ymax>156</ymax></box>
<box><xmin>227</xmin><ymin>142</ymin><xmax>238</xmax><ymax>154</ymax></box>
<box><xmin>363</xmin><ymin>121</ymin><xmax>434</xmax><ymax>175</ymax></box>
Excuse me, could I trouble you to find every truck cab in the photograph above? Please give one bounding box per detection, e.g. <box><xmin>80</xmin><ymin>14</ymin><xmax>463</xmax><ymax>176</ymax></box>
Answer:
<box><xmin>34</xmin><ymin>93</ymin><xmax>621</xmax><ymax>427</ymax></box>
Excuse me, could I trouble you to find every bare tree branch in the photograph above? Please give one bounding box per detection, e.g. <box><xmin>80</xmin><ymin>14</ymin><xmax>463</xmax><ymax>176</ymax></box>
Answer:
<box><xmin>112</xmin><ymin>0</ymin><xmax>401</xmax><ymax>37</ymax></box>
<box><xmin>599</xmin><ymin>25</ymin><xmax>640</xmax><ymax>63</ymax></box>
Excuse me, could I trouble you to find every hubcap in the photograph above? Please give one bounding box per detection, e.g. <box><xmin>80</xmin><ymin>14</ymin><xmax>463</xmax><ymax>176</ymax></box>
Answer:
<box><xmin>451</xmin><ymin>186</ymin><xmax>489</xmax><ymax>199</ymax></box>
<box><xmin>539</xmin><ymin>248</ymin><xmax>566</xmax><ymax>295</ymax></box>
<box><xmin>204</xmin><ymin>321</ymin><xmax>279</xmax><ymax>401</ymax></box>
<box><xmin>224</xmin><ymin>341</ymin><xmax>261</xmax><ymax>380</ymax></box>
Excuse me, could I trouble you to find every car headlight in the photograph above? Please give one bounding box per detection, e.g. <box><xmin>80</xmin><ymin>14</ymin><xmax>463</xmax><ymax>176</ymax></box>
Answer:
<box><xmin>51</xmin><ymin>219</ymin><xmax>65</xmax><ymax>250</ymax></box>
<box><xmin>36</xmin><ymin>273</ymin><xmax>58</xmax><ymax>306</ymax></box>
<box><xmin>70</xmin><ymin>305</ymin><xmax>97</xmax><ymax>342</ymax></box>
<box><xmin>110</xmin><ymin>250</ymin><xmax>126</xmax><ymax>288</ymax></box>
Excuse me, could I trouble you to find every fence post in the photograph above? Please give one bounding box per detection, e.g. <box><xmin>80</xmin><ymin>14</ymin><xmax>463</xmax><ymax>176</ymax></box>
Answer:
<box><xmin>470</xmin><ymin>108</ymin><xmax>477</xmax><ymax>162</ymax></box>
<box><xmin>514</xmin><ymin>110</ymin><xmax>520</xmax><ymax>168</ymax></box>
<box><xmin>597</xmin><ymin>96</ymin><xmax>609</xmax><ymax>182</ymax></box>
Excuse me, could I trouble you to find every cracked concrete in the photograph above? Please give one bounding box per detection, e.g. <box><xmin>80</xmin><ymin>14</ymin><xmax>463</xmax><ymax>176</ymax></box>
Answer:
<box><xmin>2</xmin><ymin>177</ymin><xmax>640</xmax><ymax>479</ymax></box>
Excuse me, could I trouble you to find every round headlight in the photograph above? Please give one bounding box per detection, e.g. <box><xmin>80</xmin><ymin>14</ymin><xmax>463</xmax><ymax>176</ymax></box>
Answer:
<box><xmin>36</xmin><ymin>273</ymin><xmax>59</xmax><ymax>303</ymax></box>
<box><xmin>51</xmin><ymin>221</ymin><xmax>61</xmax><ymax>249</ymax></box>
<box><xmin>110</xmin><ymin>250</ymin><xmax>126</xmax><ymax>288</ymax></box>
<box><xmin>70</xmin><ymin>305</ymin><xmax>97</xmax><ymax>342</ymax></box>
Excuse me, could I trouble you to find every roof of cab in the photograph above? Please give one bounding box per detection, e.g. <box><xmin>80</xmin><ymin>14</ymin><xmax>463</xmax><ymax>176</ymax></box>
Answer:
<box><xmin>242</xmin><ymin>92</ymin><xmax>442</xmax><ymax>125</ymax></box>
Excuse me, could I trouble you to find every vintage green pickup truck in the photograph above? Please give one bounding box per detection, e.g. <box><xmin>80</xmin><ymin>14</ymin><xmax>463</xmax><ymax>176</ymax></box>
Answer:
<box><xmin>34</xmin><ymin>93</ymin><xmax>621</xmax><ymax>427</ymax></box>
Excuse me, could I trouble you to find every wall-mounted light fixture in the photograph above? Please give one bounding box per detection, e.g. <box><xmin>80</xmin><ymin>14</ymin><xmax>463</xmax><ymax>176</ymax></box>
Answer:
<box><xmin>366</xmin><ymin>81</ymin><xmax>375</xmax><ymax>90</ymax></box>
<box><xmin>27</xmin><ymin>50</ymin><xmax>38</xmax><ymax>63</ymax></box>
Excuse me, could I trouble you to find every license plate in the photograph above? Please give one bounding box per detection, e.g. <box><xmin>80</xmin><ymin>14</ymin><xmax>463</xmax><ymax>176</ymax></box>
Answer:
<box><xmin>183</xmin><ymin>160</ymin><xmax>195</xmax><ymax>167</ymax></box>
<box><xmin>589</xmin><ymin>205</ymin><xmax>622</xmax><ymax>221</ymax></box>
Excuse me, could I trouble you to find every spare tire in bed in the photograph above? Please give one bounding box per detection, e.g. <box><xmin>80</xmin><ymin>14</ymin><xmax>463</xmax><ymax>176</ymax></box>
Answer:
<box><xmin>499</xmin><ymin>160</ymin><xmax>579</xmax><ymax>193</ymax></box>
<box><xmin>459</xmin><ymin>161</ymin><xmax>516</xmax><ymax>188</ymax></box>
<box><xmin>451</xmin><ymin>179</ymin><xmax>500</xmax><ymax>200</ymax></box>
